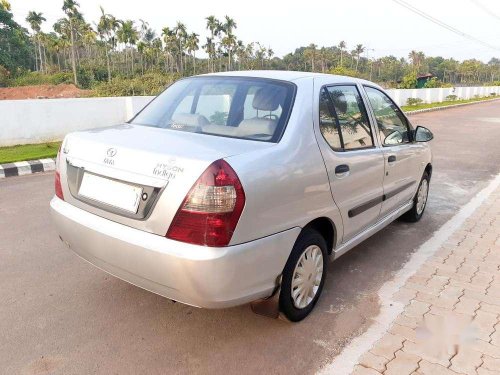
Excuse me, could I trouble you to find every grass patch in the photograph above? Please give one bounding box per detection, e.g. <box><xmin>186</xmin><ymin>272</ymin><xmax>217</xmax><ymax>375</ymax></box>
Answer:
<box><xmin>0</xmin><ymin>142</ymin><xmax>61</xmax><ymax>164</ymax></box>
<box><xmin>401</xmin><ymin>95</ymin><xmax>498</xmax><ymax>112</ymax></box>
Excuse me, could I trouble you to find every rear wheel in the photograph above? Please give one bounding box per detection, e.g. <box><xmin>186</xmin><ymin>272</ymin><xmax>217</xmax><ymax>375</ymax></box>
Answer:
<box><xmin>279</xmin><ymin>228</ymin><xmax>327</xmax><ymax>322</ymax></box>
<box><xmin>401</xmin><ymin>171</ymin><xmax>430</xmax><ymax>223</ymax></box>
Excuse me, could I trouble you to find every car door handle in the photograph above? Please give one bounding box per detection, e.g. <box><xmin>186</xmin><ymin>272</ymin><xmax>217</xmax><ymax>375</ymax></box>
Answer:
<box><xmin>335</xmin><ymin>164</ymin><xmax>350</xmax><ymax>178</ymax></box>
<box><xmin>388</xmin><ymin>155</ymin><xmax>397</xmax><ymax>163</ymax></box>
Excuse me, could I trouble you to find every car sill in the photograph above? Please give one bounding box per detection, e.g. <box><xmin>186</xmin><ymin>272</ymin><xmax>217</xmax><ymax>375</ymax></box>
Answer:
<box><xmin>332</xmin><ymin>201</ymin><xmax>413</xmax><ymax>260</ymax></box>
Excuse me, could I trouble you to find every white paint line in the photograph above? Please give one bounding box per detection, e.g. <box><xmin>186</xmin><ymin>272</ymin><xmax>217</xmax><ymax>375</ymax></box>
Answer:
<box><xmin>318</xmin><ymin>172</ymin><xmax>500</xmax><ymax>375</ymax></box>
<box><xmin>39</xmin><ymin>158</ymin><xmax>55</xmax><ymax>164</ymax></box>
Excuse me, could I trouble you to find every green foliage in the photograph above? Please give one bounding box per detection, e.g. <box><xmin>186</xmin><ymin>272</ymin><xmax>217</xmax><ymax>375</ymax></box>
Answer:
<box><xmin>8</xmin><ymin>71</ymin><xmax>73</xmax><ymax>86</ymax></box>
<box><xmin>445</xmin><ymin>94</ymin><xmax>458</xmax><ymax>101</ymax></box>
<box><xmin>485</xmin><ymin>81</ymin><xmax>500</xmax><ymax>86</ymax></box>
<box><xmin>328</xmin><ymin>66</ymin><xmax>361</xmax><ymax>78</ymax></box>
<box><xmin>423</xmin><ymin>77</ymin><xmax>453</xmax><ymax>88</ymax></box>
<box><xmin>423</xmin><ymin>77</ymin><xmax>438</xmax><ymax>88</ymax></box>
<box><xmin>0</xmin><ymin>4</ymin><xmax>33</xmax><ymax>72</ymax></box>
<box><xmin>406</xmin><ymin>97</ymin><xmax>423</xmax><ymax>106</ymax></box>
<box><xmin>90</xmin><ymin>72</ymin><xmax>179</xmax><ymax>96</ymax></box>
<box><xmin>399</xmin><ymin>72</ymin><xmax>417</xmax><ymax>89</ymax></box>
<box><xmin>0</xmin><ymin>65</ymin><xmax>10</xmax><ymax>87</ymax></box>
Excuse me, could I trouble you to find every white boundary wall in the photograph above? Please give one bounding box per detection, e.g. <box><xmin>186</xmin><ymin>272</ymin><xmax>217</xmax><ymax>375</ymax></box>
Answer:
<box><xmin>1</xmin><ymin>86</ymin><xmax>499</xmax><ymax>147</ymax></box>
<box><xmin>1</xmin><ymin>96</ymin><xmax>154</xmax><ymax>147</ymax></box>
<box><xmin>385</xmin><ymin>86</ymin><xmax>500</xmax><ymax>106</ymax></box>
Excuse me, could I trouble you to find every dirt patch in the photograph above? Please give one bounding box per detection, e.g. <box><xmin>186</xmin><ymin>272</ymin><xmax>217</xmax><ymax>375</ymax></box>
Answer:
<box><xmin>0</xmin><ymin>84</ymin><xmax>89</xmax><ymax>100</ymax></box>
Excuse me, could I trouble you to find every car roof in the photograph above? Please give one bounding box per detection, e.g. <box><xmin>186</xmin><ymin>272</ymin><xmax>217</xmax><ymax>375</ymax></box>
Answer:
<box><xmin>200</xmin><ymin>70</ymin><xmax>380</xmax><ymax>87</ymax></box>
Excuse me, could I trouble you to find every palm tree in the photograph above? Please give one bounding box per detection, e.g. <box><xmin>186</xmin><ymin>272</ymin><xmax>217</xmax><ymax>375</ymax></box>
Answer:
<box><xmin>138</xmin><ymin>20</ymin><xmax>154</xmax><ymax>74</ymax></box>
<box><xmin>221</xmin><ymin>16</ymin><xmax>237</xmax><ymax>70</ymax></box>
<box><xmin>97</xmin><ymin>6</ymin><xmax>120</xmax><ymax>82</ymax></box>
<box><xmin>354</xmin><ymin>43</ymin><xmax>365</xmax><ymax>72</ymax></box>
<box><xmin>267</xmin><ymin>47</ymin><xmax>274</xmax><ymax>68</ymax></box>
<box><xmin>26</xmin><ymin>11</ymin><xmax>46</xmax><ymax>73</ymax></box>
<box><xmin>185</xmin><ymin>32</ymin><xmax>199</xmax><ymax>73</ymax></box>
<box><xmin>62</xmin><ymin>0</ymin><xmax>80</xmax><ymax>85</ymax></box>
<box><xmin>162</xmin><ymin>26</ymin><xmax>178</xmax><ymax>72</ymax></box>
<box><xmin>205</xmin><ymin>16</ymin><xmax>220</xmax><ymax>72</ymax></box>
<box><xmin>117</xmin><ymin>20</ymin><xmax>138</xmax><ymax>74</ymax></box>
<box><xmin>174</xmin><ymin>22</ymin><xmax>187</xmax><ymax>73</ymax></box>
<box><xmin>338</xmin><ymin>40</ymin><xmax>346</xmax><ymax>67</ymax></box>
<box><xmin>304</xmin><ymin>43</ymin><xmax>317</xmax><ymax>71</ymax></box>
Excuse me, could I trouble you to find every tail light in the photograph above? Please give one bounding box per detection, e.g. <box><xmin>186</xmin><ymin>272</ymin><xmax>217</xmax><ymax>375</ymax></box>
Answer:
<box><xmin>166</xmin><ymin>159</ymin><xmax>245</xmax><ymax>247</ymax></box>
<box><xmin>55</xmin><ymin>144</ymin><xmax>64</xmax><ymax>200</ymax></box>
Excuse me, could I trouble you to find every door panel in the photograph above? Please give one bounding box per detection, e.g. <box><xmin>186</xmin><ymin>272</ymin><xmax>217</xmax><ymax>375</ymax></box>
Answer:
<box><xmin>324</xmin><ymin>151</ymin><xmax>385</xmax><ymax>241</ymax></box>
<box><xmin>380</xmin><ymin>145</ymin><xmax>421</xmax><ymax>216</ymax></box>
<box><xmin>314</xmin><ymin>82</ymin><xmax>385</xmax><ymax>243</ymax></box>
<box><xmin>362</xmin><ymin>85</ymin><xmax>422</xmax><ymax>217</ymax></box>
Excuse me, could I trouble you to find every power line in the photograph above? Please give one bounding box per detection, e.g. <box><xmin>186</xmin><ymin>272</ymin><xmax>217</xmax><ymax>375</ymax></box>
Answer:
<box><xmin>469</xmin><ymin>0</ymin><xmax>500</xmax><ymax>22</ymax></box>
<box><xmin>390</xmin><ymin>0</ymin><xmax>500</xmax><ymax>52</ymax></box>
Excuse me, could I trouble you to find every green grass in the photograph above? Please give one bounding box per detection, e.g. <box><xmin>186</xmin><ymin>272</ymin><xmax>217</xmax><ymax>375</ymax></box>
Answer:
<box><xmin>0</xmin><ymin>142</ymin><xmax>61</xmax><ymax>164</ymax></box>
<box><xmin>401</xmin><ymin>95</ymin><xmax>498</xmax><ymax>112</ymax></box>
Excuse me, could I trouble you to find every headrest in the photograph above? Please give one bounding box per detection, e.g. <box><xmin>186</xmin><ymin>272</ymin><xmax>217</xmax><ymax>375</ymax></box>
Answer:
<box><xmin>172</xmin><ymin>113</ymin><xmax>209</xmax><ymax>128</ymax></box>
<box><xmin>202</xmin><ymin>118</ymin><xmax>277</xmax><ymax>140</ymax></box>
<box><xmin>252</xmin><ymin>87</ymin><xmax>286</xmax><ymax>111</ymax></box>
<box><xmin>236</xmin><ymin>118</ymin><xmax>277</xmax><ymax>137</ymax></box>
<box><xmin>331</xmin><ymin>91</ymin><xmax>347</xmax><ymax>114</ymax></box>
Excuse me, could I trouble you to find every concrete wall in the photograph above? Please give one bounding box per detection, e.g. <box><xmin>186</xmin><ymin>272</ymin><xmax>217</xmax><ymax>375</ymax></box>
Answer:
<box><xmin>385</xmin><ymin>86</ymin><xmax>500</xmax><ymax>106</ymax></box>
<box><xmin>1</xmin><ymin>96</ymin><xmax>154</xmax><ymax>147</ymax></box>
<box><xmin>1</xmin><ymin>86</ymin><xmax>500</xmax><ymax>147</ymax></box>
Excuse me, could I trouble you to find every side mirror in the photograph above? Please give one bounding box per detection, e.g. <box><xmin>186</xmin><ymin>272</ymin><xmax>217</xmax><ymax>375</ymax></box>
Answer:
<box><xmin>415</xmin><ymin>126</ymin><xmax>433</xmax><ymax>142</ymax></box>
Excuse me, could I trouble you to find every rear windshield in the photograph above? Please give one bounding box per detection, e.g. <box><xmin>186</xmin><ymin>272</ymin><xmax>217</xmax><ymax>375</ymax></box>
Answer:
<box><xmin>131</xmin><ymin>76</ymin><xmax>296</xmax><ymax>142</ymax></box>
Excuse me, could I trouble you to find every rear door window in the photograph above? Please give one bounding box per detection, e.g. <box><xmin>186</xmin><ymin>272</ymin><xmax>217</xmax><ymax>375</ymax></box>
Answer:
<box><xmin>319</xmin><ymin>85</ymin><xmax>374</xmax><ymax>151</ymax></box>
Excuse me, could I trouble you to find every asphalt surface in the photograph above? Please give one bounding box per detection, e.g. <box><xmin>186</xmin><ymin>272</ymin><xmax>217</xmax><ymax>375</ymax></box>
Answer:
<box><xmin>1</xmin><ymin>101</ymin><xmax>500</xmax><ymax>375</ymax></box>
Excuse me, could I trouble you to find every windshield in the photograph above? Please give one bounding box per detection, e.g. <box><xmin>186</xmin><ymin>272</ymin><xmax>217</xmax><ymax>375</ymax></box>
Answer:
<box><xmin>131</xmin><ymin>76</ymin><xmax>296</xmax><ymax>142</ymax></box>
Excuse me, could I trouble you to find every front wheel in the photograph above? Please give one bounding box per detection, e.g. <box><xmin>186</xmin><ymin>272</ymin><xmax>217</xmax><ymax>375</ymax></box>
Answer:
<box><xmin>401</xmin><ymin>171</ymin><xmax>430</xmax><ymax>222</ymax></box>
<box><xmin>279</xmin><ymin>228</ymin><xmax>327</xmax><ymax>322</ymax></box>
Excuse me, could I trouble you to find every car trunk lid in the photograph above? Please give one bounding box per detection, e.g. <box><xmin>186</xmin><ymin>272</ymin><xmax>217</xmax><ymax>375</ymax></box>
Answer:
<box><xmin>60</xmin><ymin>123</ymin><xmax>273</xmax><ymax>235</ymax></box>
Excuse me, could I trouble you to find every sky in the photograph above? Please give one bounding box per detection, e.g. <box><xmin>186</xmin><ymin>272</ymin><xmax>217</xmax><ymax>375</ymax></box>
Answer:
<box><xmin>9</xmin><ymin>0</ymin><xmax>500</xmax><ymax>63</ymax></box>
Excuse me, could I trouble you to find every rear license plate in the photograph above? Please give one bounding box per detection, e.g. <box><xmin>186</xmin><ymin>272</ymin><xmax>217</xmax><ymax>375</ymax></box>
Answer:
<box><xmin>79</xmin><ymin>172</ymin><xmax>142</xmax><ymax>213</ymax></box>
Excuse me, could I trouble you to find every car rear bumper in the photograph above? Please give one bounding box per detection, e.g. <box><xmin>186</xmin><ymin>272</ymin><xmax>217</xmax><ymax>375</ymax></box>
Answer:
<box><xmin>50</xmin><ymin>197</ymin><xmax>300</xmax><ymax>308</ymax></box>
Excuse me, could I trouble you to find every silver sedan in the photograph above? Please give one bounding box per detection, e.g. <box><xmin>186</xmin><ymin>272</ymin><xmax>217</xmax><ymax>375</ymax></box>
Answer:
<box><xmin>50</xmin><ymin>71</ymin><xmax>433</xmax><ymax>321</ymax></box>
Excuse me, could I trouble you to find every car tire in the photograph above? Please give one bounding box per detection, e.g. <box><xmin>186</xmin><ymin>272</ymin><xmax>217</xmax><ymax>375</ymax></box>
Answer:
<box><xmin>279</xmin><ymin>228</ymin><xmax>328</xmax><ymax>322</ymax></box>
<box><xmin>401</xmin><ymin>171</ymin><xmax>430</xmax><ymax>223</ymax></box>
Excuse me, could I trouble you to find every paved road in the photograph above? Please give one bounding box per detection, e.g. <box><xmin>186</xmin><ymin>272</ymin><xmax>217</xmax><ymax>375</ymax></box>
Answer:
<box><xmin>1</xmin><ymin>101</ymin><xmax>500</xmax><ymax>375</ymax></box>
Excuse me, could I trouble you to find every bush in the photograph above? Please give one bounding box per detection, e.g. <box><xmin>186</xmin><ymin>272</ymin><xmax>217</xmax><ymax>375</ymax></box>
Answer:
<box><xmin>406</xmin><ymin>97</ymin><xmax>423</xmax><ymax>106</ymax></box>
<box><xmin>445</xmin><ymin>94</ymin><xmax>458</xmax><ymax>101</ymax></box>
<box><xmin>90</xmin><ymin>72</ymin><xmax>179</xmax><ymax>97</ymax></box>
<box><xmin>328</xmin><ymin>66</ymin><xmax>362</xmax><ymax>78</ymax></box>
<box><xmin>0</xmin><ymin>65</ymin><xmax>10</xmax><ymax>87</ymax></box>
<box><xmin>8</xmin><ymin>71</ymin><xmax>73</xmax><ymax>86</ymax></box>
<box><xmin>398</xmin><ymin>72</ymin><xmax>417</xmax><ymax>89</ymax></box>
<box><xmin>50</xmin><ymin>72</ymin><xmax>73</xmax><ymax>85</ymax></box>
